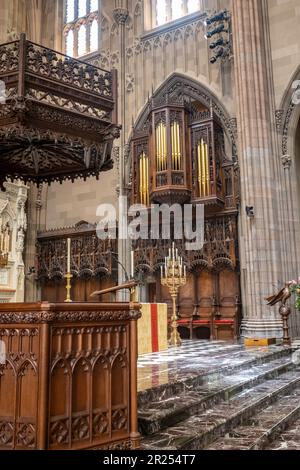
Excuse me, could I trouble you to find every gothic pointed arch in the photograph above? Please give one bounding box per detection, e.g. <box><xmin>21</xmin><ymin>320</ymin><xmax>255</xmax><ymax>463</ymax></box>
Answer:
<box><xmin>132</xmin><ymin>73</ymin><xmax>237</xmax><ymax>157</ymax></box>
<box><xmin>278</xmin><ymin>65</ymin><xmax>300</xmax><ymax>157</ymax></box>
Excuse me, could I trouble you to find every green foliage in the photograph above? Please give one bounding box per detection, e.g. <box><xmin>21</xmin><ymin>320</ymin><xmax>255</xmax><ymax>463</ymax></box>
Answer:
<box><xmin>290</xmin><ymin>282</ymin><xmax>300</xmax><ymax>311</ymax></box>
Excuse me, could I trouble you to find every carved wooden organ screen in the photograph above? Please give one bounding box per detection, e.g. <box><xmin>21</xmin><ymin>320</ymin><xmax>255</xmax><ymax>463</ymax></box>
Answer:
<box><xmin>131</xmin><ymin>102</ymin><xmax>237</xmax><ymax>211</ymax></box>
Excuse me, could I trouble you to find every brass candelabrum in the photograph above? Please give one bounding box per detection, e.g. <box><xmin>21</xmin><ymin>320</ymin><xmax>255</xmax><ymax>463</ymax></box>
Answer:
<box><xmin>161</xmin><ymin>243</ymin><xmax>187</xmax><ymax>347</ymax></box>
<box><xmin>64</xmin><ymin>273</ymin><xmax>73</xmax><ymax>303</ymax></box>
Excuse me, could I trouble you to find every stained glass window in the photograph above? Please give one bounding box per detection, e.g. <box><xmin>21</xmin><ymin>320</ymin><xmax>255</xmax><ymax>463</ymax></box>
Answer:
<box><xmin>64</xmin><ymin>0</ymin><xmax>99</xmax><ymax>58</ymax></box>
<box><xmin>157</xmin><ymin>0</ymin><xmax>167</xmax><ymax>26</ymax></box>
<box><xmin>156</xmin><ymin>0</ymin><xmax>200</xmax><ymax>27</ymax></box>
<box><xmin>78</xmin><ymin>0</ymin><xmax>87</xmax><ymax>18</ymax></box>
<box><xmin>172</xmin><ymin>0</ymin><xmax>183</xmax><ymax>20</ymax></box>
<box><xmin>90</xmin><ymin>20</ymin><xmax>98</xmax><ymax>52</ymax></box>
<box><xmin>78</xmin><ymin>24</ymin><xmax>87</xmax><ymax>56</ymax></box>
<box><xmin>66</xmin><ymin>0</ymin><xmax>75</xmax><ymax>22</ymax></box>
<box><xmin>66</xmin><ymin>29</ymin><xmax>74</xmax><ymax>56</ymax></box>
<box><xmin>188</xmin><ymin>0</ymin><xmax>199</xmax><ymax>14</ymax></box>
<box><xmin>90</xmin><ymin>0</ymin><xmax>98</xmax><ymax>12</ymax></box>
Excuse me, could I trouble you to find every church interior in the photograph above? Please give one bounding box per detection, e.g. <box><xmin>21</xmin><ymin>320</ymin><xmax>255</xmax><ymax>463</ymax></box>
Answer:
<box><xmin>1</xmin><ymin>0</ymin><xmax>300</xmax><ymax>452</ymax></box>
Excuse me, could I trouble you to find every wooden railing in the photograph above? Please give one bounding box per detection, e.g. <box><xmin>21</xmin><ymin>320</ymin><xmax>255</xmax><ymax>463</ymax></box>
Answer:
<box><xmin>0</xmin><ymin>301</ymin><xmax>141</xmax><ymax>450</ymax></box>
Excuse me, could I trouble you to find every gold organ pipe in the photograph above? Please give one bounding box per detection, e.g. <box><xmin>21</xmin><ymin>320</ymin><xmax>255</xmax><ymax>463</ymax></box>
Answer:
<box><xmin>205</xmin><ymin>142</ymin><xmax>210</xmax><ymax>196</ymax></box>
<box><xmin>156</xmin><ymin>125</ymin><xmax>160</xmax><ymax>172</ymax></box>
<box><xmin>158</xmin><ymin>123</ymin><xmax>162</xmax><ymax>171</ymax></box>
<box><xmin>142</xmin><ymin>153</ymin><xmax>145</xmax><ymax>205</ymax></box>
<box><xmin>139</xmin><ymin>156</ymin><xmax>143</xmax><ymax>203</ymax></box>
<box><xmin>173</xmin><ymin>122</ymin><xmax>177</xmax><ymax>170</ymax></box>
<box><xmin>196</xmin><ymin>140</ymin><xmax>210</xmax><ymax>198</ymax></box>
<box><xmin>139</xmin><ymin>152</ymin><xmax>149</xmax><ymax>205</ymax></box>
<box><xmin>162</xmin><ymin>123</ymin><xmax>167</xmax><ymax>171</ymax></box>
<box><xmin>161</xmin><ymin>124</ymin><xmax>164</xmax><ymax>172</ymax></box>
<box><xmin>146</xmin><ymin>155</ymin><xmax>149</xmax><ymax>205</ymax></box>
<box><xmin>203</xmin><ymin>141</ymin><xmax>207</xmax><ymax>196</ymax></box>
<box><xmin>171</xmin><ymin>123</ymin><xmax>175</xmax><ymax>170</ymax></box>
<box><xmin>177</xmin><ymin>122</ymin><xmax>181</xmax><ymax>170</ymax></box>
<box><xmin>143</xmin><ymin>154</ymin><xmax>147</xmax><ymax>204</ymax></box>
<box><xmin>201</xmin><ymin>140</ymin><xmax>206</xmax><ymax>196</ymax></box>
<box><xmin>197</xmin><ymin>142</ymin><xmax>202</xmax><ymax>197</ymax></box>
<box><xmin>161</xmin><ymin>123</ymin><xmax>163</xmax><ymax>171</ymax></box>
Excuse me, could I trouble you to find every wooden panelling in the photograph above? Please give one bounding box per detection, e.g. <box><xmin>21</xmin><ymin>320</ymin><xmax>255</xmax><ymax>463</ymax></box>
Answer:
<box><xmin>178</xmin><ymin>274</ymin><xmax>194</xmax><ymax>318</ymax></box>
<box><xmin>0</xmin><ymin>302</ymin><xmax>141</xmax><ymax>450</ymax></box>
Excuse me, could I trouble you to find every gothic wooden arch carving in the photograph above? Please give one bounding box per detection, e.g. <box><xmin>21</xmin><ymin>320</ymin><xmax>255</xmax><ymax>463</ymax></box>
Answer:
<box><xmin>131</xmin><ymin>73</ymin><xmax>237</xmax><ymax>157</ymax></box>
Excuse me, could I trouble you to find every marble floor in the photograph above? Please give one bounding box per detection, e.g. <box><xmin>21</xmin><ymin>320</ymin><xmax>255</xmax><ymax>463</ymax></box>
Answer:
<box><xmin>137</xmin><ymin>340</ymin><xmax>300</xmax><ymax>450</ymax></box>
<box><xmin>137</xmin><ymin>340</ymin><xmax>289</xmax><ymax>395</ymax></box>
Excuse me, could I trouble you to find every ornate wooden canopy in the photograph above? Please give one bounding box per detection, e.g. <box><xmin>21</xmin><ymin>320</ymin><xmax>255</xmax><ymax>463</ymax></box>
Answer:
<box><xmin>0</xmin><ymin>34</ymin><xmax>119</xmax><ymax>188</ymax></box>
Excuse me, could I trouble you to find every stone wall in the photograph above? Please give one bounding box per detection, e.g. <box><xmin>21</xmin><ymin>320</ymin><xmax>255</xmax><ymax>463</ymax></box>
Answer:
<box><xmin>268</xmin><ymin>0</ymin><xmax>300</xmax><ymax>106</ymax></box>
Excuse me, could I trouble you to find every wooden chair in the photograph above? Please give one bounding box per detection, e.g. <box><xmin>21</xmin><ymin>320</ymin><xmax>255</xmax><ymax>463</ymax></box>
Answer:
<box><xmin>191</xmin><ymin>298</ymin><xmax>215</xmax><ymax>340</ymax></box>
<box><xmin>213</xmin><ymin>296</ymin><xmax>240</xmax><ymax>340</ymax></box>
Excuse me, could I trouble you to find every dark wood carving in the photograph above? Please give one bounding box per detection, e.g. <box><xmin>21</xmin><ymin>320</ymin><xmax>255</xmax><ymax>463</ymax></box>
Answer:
<box><xmin>0</xmin><ymin>34</ymin><xmax>119</xmax><ymax>188</ymax></box>
<box><xmin>130</xmin><ymin>80</ymin><xmax>241</xmax><ymax>340</ymax></box>
<box><xmin>132</xmin><ymin>213</ymin><xmax>240</xmax><ymax>340</ymax></box>
<box><xmin>0</xmin><ymin>302</ymin><xmax>141</xmax><ymax>450</ymax></box>
<box><xmin>36</xmin><ymin>223</ymin><xmax>118</xmax><ymax>302</ymax></box>
<box><xmin>132</xmin><ymin>214</ymin><xmax>238</xmax><ymax>273</ymax></box>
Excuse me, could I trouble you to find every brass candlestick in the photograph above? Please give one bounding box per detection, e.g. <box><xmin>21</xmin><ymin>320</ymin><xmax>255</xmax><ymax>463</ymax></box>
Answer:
<box><xmin>64</xmin><ymin>273</ymin><xmax>73</xmax><ymax>303</ymax></box>
<box><xmin>161</xmin><ymin>243</ymin><xmax>187</xmax><ymax>347</ymax></box>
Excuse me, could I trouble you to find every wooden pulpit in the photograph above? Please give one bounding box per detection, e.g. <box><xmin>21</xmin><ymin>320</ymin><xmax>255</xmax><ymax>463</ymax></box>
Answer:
<box><xmin>0</xmin><ymin>301</ymin><xmax>141</xmax><ymax>450</ymax></box>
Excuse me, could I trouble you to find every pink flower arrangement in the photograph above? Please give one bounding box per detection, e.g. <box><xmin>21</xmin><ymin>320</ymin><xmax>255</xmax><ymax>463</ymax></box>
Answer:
<box><xmin>289</xmin><ymin>278</ymin><xmax>300</xmax><ymax>311</ymax></box>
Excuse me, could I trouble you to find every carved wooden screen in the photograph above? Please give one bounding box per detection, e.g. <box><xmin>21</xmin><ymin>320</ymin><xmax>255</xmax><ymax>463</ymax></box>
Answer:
<box><xmin>37</xmin><ymin>228</ymin><xmax>117</xmax><ymax>303</ymax></box>
<box><xmin>0</xmin><ymin>302</ymin><xmax>141</xmax><ymax>450</ymax></box>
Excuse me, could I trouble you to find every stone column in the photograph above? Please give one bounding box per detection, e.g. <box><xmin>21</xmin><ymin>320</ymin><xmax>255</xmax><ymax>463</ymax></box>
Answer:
<box><xmin>232</xmin><ymin>0</ymin><xmax>284</xmax><ymax>339</ymax></box>
<box><xmin>113</xmin><ymin>1</ymin><xmax>130</xmax><ymax>300</ymax></box>
<box><xmin>24</xmin><ymin>184</ymin><xmax>47</xmax><ymax>302</ymax></box>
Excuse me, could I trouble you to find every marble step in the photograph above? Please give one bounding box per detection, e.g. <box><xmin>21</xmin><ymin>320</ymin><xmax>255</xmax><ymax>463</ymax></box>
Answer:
<box><xmin>139</xmin><ymin>356</ymin><xmax>295</xmax><ymax>436</ymax></box>
<box><xmin>206</xmin><ymin>386</ymin><xmax>300</xmax><ymax>450</ymax></box>
<box><xmin>138</xmin><ymin>345</ymin><xmax>291</xmax><ymax>406</ymax></box>
<box><xmin>142</xmin><ymin>366</ymin><xmax>300</xmax><ymax>450</ymax></box>
<box><xmin>266</xmin><ymin>415</ymin><xmax>300</xmax><ymax>450</ymax></box>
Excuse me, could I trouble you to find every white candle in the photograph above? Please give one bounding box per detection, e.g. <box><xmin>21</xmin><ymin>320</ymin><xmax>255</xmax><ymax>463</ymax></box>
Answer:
<box><xmin>67</xmin><ymin>238</ymin><xmax>71</xmax><ymax>273</ymax></box>
<box><xmin>131</xmin><ymin>250</ymin><xmax>134</xmax><ymax>278</ymax></box>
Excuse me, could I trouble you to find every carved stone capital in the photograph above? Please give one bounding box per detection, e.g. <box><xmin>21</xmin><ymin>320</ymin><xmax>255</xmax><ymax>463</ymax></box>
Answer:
<box><xmin>124</xmin><ymin>143</ymin><xmax>130</xmax><ymax>162</ymax></box>
<box><xmin>281</xmin><ymin>154</ymin><xmax>292</xmax><ymax>170</ymax></box>
<box><xmin>113</xmin><ymin>146</ymin><xmax>120</xmax><ymax>170</ymax></box>
<box><xmin>113</xmin><ymin>8</ymin><xmax>129</xmax><ymax>25</ymax></box>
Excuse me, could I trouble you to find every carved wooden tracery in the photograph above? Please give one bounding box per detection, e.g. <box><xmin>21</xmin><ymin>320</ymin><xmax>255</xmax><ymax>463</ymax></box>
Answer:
<box><xmin>0</xmin><ymin>34</ymin><xmax>119</xmax><ymax>188</ymax></box>
<box><xmin>37</xmin><ymin>222</ymin><xmax>117</xmax><ymax>281</ymax></box>
<box><xmin>0</xmin><ymin>302</ymin><xmax>141</xmax><ymax>450</ymax></box>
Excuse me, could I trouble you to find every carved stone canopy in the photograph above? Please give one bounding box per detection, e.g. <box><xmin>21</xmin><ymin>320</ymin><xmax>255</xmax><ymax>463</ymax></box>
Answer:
<box><xmin>0</xmin><ymin>34</ymin><xmax>119</xmax><ymax>188</ymax></box>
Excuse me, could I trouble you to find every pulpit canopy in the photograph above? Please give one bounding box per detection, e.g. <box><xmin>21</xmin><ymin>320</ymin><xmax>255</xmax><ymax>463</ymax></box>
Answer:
<box><xmin>0</xmin><ymin>34</ymin><xmax>119</xmax><ymax>188</ymax></box>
